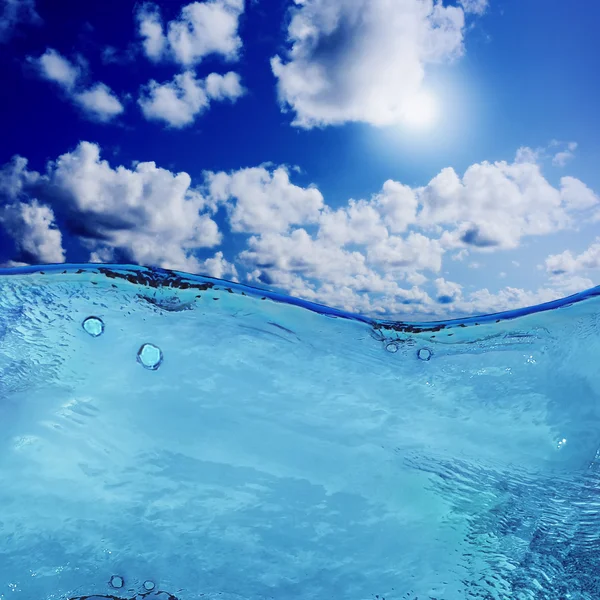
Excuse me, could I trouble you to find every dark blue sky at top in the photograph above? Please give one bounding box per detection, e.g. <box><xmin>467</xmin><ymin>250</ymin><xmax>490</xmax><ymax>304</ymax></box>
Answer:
<box><xmin>2</xmin><ymin>0</ymin><xmax>599</xmax><ymax>193</ymax></box>
<box><xmin>1</xmin><ymin>0</ymin><xmax>600</xmax><ymax>299</ymax></box>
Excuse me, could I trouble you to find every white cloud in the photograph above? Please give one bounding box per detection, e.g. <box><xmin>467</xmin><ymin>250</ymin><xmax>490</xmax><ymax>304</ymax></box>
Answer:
<box><xmin>36</xmin><ymin>48</ymin><xmax>81</xmax><ymax>90</ymax></box>
<box><xmin>139</xmin><ymin>70</ymin><xmax>244</xmax><ymax>127</ymax></box>
<box><xmin>271</xmin><ymin>0</ymin><xmax>468</xmax><ymax>128</ymax></box>
<box><xmin>545</xmin><ymin>239</ymin><xmax>600</xmax><ymax>275</ymax></box>
<box><xmin>136</xmin><ymin>3</ymin><xmax>166</xmax><ymax>61</ymax></box>
<box><xmin>450</xmin><ymin>274</ymin><xmax>596</xmax><ymax>316</ymax></box>
<box><xmin>372</xmin><ymin>180</ymin><xmax>418</xmax><ymax>233</ymax></box>
<box><xmin>458</xmin><ymin>0</ymin><xmax>488</xmax><ymax>15</ymax></box>
<box><xmin>552</xmin><ymin>141</ymin><xmax>577</xmax><ymax>167</ymax></box>
<box><xmin>200</xmin><ymin>251</ymin><xmax>238</xmax><ymax>280</ymax></box>
<box><xmin>0</xmin><ymin>142</ymin><xmax>221</xmax><ymax>272</ymax></box>
<box><xmin>137</xmin><ymin>0</ymin><xmax>245</xmax><ymax>66</ymax></box>
<box><xmin>418</xmin><ymin>151</ymin><xmax>599</xmax><ymax>250</ymax></box>
<box><xmin>207</xmin><ymin>166</ymin><xmax>324</xmax><ymax>233</ymax></box>
<box><xmin>367</xmin><ymin>233</ymin><xmax>444</xmax><ymax>273</ymax></box>
<box><xmin>0</xmin><ymin>200</ymin><xmax>65</xmax><ymax>264</ymax></box>
<box><xmin>435</xmin><ymin>277</ymin><xmax>462</xmax><ymax>302</ymax></box>
<box><xmin>0</xmin><ymin>0</ymin><xmax>40</xmax><ymax>43</ymax></box>
<box><xmin>32</xmin><ymin>49</ymin><xmax>124</xmax><ymax>122</ymax></box>
<box><xmin>318</xmin><ymin>199</ymin><xmax>387</xmax><ymax>247</ymax></box>
<box><xmin>2</xmin><ymin>141</ymin><xmax>599</xmax><ymax>318</ymax></box>
<box><xmin>205</xmin><ymin>71</ymin><xmax>244</xmax><ymax>101</ymax></box>
<box><xmin>559</xmin><ymin>176</ymin><xmax>599</xmax><ymax>211</ymax></box>
<box><xmin>74</xmin><ymin>83</ymin><xmax>125</xmax><ymax>122</ymax></box>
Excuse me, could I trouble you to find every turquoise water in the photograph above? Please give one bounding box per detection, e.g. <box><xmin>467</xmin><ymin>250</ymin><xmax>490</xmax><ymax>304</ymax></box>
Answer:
<box><xmin>1</xmin><ymin>265</ymin><xmax>599</xmax><ymax>600</ymax></box>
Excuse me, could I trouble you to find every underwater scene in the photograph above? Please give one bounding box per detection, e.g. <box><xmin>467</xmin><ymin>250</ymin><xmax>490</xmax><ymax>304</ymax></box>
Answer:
<box><xmin>1</xmin><ymin>264</ymin><xmax>599</xmax><ymax>600</ymax></box>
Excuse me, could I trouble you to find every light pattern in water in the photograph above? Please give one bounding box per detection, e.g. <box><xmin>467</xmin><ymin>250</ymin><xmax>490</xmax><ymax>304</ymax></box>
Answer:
<box><xmin>0</xmin><ymin>264</ymin><xmax>599</xmax><ymax>600</ymax></box>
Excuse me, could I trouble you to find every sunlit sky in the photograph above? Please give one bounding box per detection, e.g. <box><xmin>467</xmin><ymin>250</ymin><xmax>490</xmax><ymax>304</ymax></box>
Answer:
<box><xmin>1</xmin><ymin>0</ymin><xmax>599</xmax><ymax>318</ymax></box>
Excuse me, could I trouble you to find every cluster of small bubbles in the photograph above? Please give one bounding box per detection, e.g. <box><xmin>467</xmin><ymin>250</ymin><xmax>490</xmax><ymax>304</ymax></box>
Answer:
<box><xmin>109</xmin><ymin>575</ymin><xmax>124</xmax><ymax>589</ymax></box>
<box><xmin>557</xmin><ymin>438</ymin><xmax>567</xmax><ymax>450</ymax></box>
<box><xmin>144</xmin><ymin>580</ymin><xmax>156</xmax><ymax>591</ymax></box>
<box><xmin>82</xmin><ymin>316</ymin><xmax>104</xmax><ymax>337</ymax></box>
<box><xmin>137</xmin><ymin>343</ymin><xmax>163</xmax><ymax>370</ymax></box>
<box><xmin>417</xmin><ymin>348</ymin><xmax>432</xmax><ymax>361</ymax></box>
<box><xmin>385</xmin><ymin>342</ymin><xmax>399</xmax><ymax>353</ymax></box>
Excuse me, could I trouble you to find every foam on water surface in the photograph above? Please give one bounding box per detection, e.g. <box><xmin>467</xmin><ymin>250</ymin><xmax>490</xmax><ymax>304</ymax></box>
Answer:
<box><xmin>1</xmin><ymin>264</ymin><xmax>599</xmax><ymax>600</ymax></box>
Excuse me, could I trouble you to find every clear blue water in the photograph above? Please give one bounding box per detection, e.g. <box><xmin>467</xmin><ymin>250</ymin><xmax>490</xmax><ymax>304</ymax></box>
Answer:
<box><xmin>1</xmin><ymin>264</ymin><xmax>599</xmax><ymax>600</ymax></box>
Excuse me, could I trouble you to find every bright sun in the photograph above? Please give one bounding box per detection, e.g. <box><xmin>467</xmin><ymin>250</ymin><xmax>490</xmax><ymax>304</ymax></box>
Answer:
<box><xmin>401</xmin><ymin>91</ymin><xmax>439</xmax><ymax>129</ymax></box>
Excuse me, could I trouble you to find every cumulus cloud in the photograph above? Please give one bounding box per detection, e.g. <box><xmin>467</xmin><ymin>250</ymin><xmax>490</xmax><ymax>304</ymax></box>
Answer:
<box><xmin>2</xmin><ymin>141</ymin><xmax>599</xmax><ymax>318</ymax></box>
<box><xmin>139</xmin><ymin>70</ymin><xmax>244</xmax><ymax>127</ymax></box>
<box><xmin>551</xmin><ymin>141</ymin><xmax>577</xmax><ymax>167</ymax></box>
<box><xmin>271</xmin><ymin>0</ymin><xmax>468</xmax><ymax>128</ymax></box>
<box><xmin>32</xmin><ymin>49</ymin><xmax>124</xmax><ymax>122</ymax></box>
<box><xmin>545</xmin><ymin>239</ymin><xmax>600</xmax><ymax>275</ymax></box>
<box><xmin>0</xmin><ymin>200</ymin><xmax>65</xmax><ymax>264</ymax></box>
<box><xmin>418</xmin><ymin>150</ymin><xmax>600</xmax><ymax>250</ymax></box>
<box><xmin>200</xmin><ymin>250</ymin><xmax>239</xmax><ymax>280</ymax></box>
<box><xmin>137</xmin><ymin>0</ymin><xmax>244</xmax><ymax>66</ymax></box>
<box><xmin>74</xmin><ymin>83</ymin><xmax>125</xmax><ymax>122</ymax></box>
<box><xmin>435</xmin><ymin>277</ymin><xmax>462</xmax><ymax>303</ymax></box>
<box><xmin>559</xmin><ymin>176</ymin><xmax>599</xmax><ymax>211</ymax></box>
<box><xmin>0</xmin><ymin>0</ymin><xmax>40</xmax><ymax>43</ymax></box>
<box><xmin>207</xmin><ymin>166</ymin><xmax>323</xmax><ymax>233</ymax></box>
<box><xmin>36</xmin><ymin>48</ymin><xmax>81</xmax><ymax>89</ymax></box>
<box><xmin>0</xmin><ymin>142</ymin><xmax>221</xmax><ymax>272</ymax></box>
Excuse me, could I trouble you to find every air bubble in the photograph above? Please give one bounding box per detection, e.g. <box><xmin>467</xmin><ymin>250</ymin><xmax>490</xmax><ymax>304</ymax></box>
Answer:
<box><xmin>82</xmin><ymin>316</ymin><xmax>104</xmax><ymax>337</ymax></box>
<box><xmin>417</xmin><ymin>348</ymin><xmax>432</xmax><ymax>361</ymax></box>
<box><xmin>385</xmin><ymin>342</ymin><xmax>399</xmax><ymax>353</ymax></box>
<box><xmin>143</xmin><ymin>580</ymin><xmax>156</xmax><ymax>591</ymax></box>
<box><xmin>109</xmin><ymin>575</ymin><xmax>124</xmax><ymax>589</ymax></box>
<box><xmin>137</xmin><ymin>343</ymin><xmax>163</xmax><ymax>370</ymax></box>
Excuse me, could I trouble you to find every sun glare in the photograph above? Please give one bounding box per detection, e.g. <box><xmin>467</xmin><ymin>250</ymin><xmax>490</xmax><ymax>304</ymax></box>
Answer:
<box><xmin>401</xmin><ymin>91</ymin><xmax>439</xmax><ymax>129</ymax></box>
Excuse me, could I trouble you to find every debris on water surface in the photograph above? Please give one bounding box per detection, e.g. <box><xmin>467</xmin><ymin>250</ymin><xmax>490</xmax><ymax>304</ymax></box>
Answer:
<box><xmin>69</xmin><ymin>592</ymin><xmax>178</xmax><ymax>600</ymax></box>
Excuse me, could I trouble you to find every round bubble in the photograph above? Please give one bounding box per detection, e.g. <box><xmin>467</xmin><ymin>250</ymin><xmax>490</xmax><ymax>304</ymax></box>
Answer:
<box><xmin>417</xmin><ymin>348</ymin><xmax>432</xmax><ymax>361</ymax></box>
<box><xmin>137</xmin><ymin>343</ymin><xmax>163</xmax><ymax>370</ymax></box>
<box><xmin>109</xmin><ymin>575</ymin><xmax>124</xmax><ymax>589</ymax></box>
<box><xmin>385</xmin><ymin>342</ymin><xmax>399</xmax><ymax>353</ymax></box>
<box><xmin>143</xmin><ymin>580</ymin><xmax>156</xmax><ymax>591</ymax></box>
<box><xmin>82</xmin><ymin>316</ymin><xmax>104</xmax><ymax>337</ymax></box>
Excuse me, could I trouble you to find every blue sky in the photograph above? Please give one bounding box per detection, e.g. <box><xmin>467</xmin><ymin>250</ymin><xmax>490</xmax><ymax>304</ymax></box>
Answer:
<box><xmin>1</xmin><ymin>0</ymin><xmax>599</xmax><ymax>318</ymax></box>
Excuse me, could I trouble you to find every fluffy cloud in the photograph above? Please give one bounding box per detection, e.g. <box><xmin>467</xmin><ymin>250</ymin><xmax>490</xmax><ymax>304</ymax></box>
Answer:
<box><xmin>200</xmin><ymin>251</ymin><xmax>238</xmax><ymax>280</ymax></box>
<box><xmin>137</xmin><ymin>0</ymin><xmax>244</xmax><ymax>66</ymax></box>
<box><xmin>36</xmin><ymin>48</ymin><xmax>80</xmax><ymax>89</ymax></box>
<box><xmin>551</xmin><ymin>141</ymin><xmax>577</xmax><ymax>167</ymax></box>
<box><xmin>366</xmin><ymin>233</ymin><xmax>443</xmax><ymax>273</ymax></box>
<box><xmin>545</xmin><ymin>240</ymin><xmax>600</xmax><ymax>275</ymax></box>
<box><xmin>207</xmin><ymin>166</ymin><xmax>323</xmax><ymax>233</ymax></box>
<box><xmin>418</xmin><ymin>151</ymin><xmax>600</xmax><ymax>249</ymax></box>
<box><xmin>0</xmin><ymin>0</ymin><xmax>40</xmax><ymax>43</ymax></box>
<box><xmin>271</xmin><ymin>0</ymin><xmax>467</xmax><ymax>128</ymax></box>
<box><xmin>33</xmin><ymin>49</ymin><xmax>124</xmax><ymax>122</ymax></box>
<box><xmin>139</xmin><ymin>70</ymin><xmax>244</xmax><ymax>127</ymax></box>
<box><xmin>0</xmin><ymin>142</ymin><xmax>221</xmax><ymax>272</ymax></box>
<box><xmin>435</xmin><ymin>277</ymin><xmax>462</xmax><ymax>304</ymax></box>
<box><xmin>559</xmin><ymin>176</ymin><xmax>599</xmax><ymax>210</ymax></box>
<box><xmin>74</xmin><ymin>83</ymin><xmax>125</xmax><ymax>122</ymax></box>
<box><xmin>2</xmin><ymin>142</ymin><xmax>599</xmax><ymax>318</ymax></box>
<box><xmin>0</xmin><ymin>200</ymin><xmax>65</xmax><ymax>264</ymax></box>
